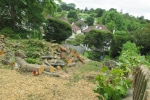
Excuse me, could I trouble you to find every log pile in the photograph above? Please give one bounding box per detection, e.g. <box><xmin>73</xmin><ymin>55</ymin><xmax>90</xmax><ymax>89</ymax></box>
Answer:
<box><xmin>40</xmin><ymin>44</ymin><xmax>86</xmax><ymax>73</ymax></box>
<box><xmin>0</xmin><ymin>37</ymin><xmax>85</xmax><ymax>77</ymax></box>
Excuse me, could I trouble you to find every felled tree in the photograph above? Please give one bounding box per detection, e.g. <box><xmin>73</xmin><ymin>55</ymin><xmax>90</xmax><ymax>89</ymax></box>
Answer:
<box><xmin>45</xmin><ymin>18</ymin><xmax>72</xmax><ymax>43</ymax></box>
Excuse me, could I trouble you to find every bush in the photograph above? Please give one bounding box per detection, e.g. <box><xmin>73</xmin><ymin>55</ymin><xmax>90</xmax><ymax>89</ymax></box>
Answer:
<box><xmin>84</xmin><ymin>51</ymin><xmax>100</xmax><ymax>61</ymax></box>
<box><xmin>94</xmin><ymin>67</ymin><xmax>132</xmax><ymax>100</ymax></box>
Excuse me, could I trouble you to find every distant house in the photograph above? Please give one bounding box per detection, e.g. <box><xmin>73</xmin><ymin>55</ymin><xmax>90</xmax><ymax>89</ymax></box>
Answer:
<box><xmin>82</xmin><ymin>24</ymin><xmax>110</xmax><ymax>34</ymax></box>
<box><xmin>75</xmin><ymin>20</ymin><xmax>88</xmax><ymax>31</ymax></box>
<box><xmin>68</xmin><ymin>23</ymin><xmax>82</xmax><ymax>39</ymax></box>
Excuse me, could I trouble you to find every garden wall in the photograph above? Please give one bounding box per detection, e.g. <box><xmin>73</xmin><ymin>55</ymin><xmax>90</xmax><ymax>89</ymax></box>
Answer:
<box><xmin>133</xmin><ymin>65</ymin><xmax>150</xmax><ymax>100</ymax></box>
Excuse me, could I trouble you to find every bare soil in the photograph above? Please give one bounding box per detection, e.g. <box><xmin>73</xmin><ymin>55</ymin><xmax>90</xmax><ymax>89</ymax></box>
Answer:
<box><xmin>0</xmin><ymin>63</ymin><xmax>99</xmax><ymax>100</ymax></box>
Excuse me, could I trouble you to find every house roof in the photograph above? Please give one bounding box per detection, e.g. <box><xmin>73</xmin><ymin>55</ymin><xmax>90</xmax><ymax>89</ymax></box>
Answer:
<box><xmin>71</xmin><ymin>23</ymin><xmax>81</xmax><ymax>33</ymax></box>
<box><xmin>75</xmin><ymin>19</ymin><xmax>87</xmax><ymax>27</ymax></box>
<box><xmin>82</xmin><ymin>24</ymin><xmax>110</xmax><ymax>33</ymax></box>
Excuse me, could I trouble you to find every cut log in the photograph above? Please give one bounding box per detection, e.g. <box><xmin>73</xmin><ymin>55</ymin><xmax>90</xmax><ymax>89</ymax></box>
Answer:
<box><xmin>66</xmin><ymin>53</ymin><xmax>73</xmax><ymax>61</ymax></box>
<box><xmin>65</xmin><ymin>46</ymin><xmax>71</xmax><ymax>54</ymax></box>
<box><xmin>50</xmin><ymin>62</ymin><xmax>65</xmax><ymax>66</ymax></box>
<box><xmin>43</xmin><ymin>59</ymin><xmax>51</xmax><ymax>66</ymax></box>
<box><xmin>67</xmin><ymin>62</ymin><xmax>76</xmax><ymax>67</ymax></box>
<box><xmin>68</xmin><ymin>59</ymin><xmax>73</xmax><ymax>64</ymax></box>
<box><xmin>43</xmin><ymin>71</ymin><xmax>59</xmax><ymax>77</ymax></box>
<box><xmin>59</xmin><ymin>45</ymin><xmax>66</xmax><ymax>52</ymax></box>
<box><xmin>50</xmin><ymin>66</ymin><xmax>56</xmax><ymax>72</ymax></box>
<box><xmin>16</xmin><ymin>57</ymin><xmax>44</xmax><ymax>74</ymax></box>
<box><xmin>44</xmin><ymin>65</ymin><xmax>56</xmax><ymax>72</ymax></box>
<box><xmin>15</xmin><ymin>50</ymin><xmax>27</xmax><ymax>58</ymax></box>
<box><xmin>54</xmin><ymin>51</ymin><xmax>61</xmax><ymax>55</ymax></box>
<box><xmin>41</xmin><ymin>55</ymin><xmax>53</xmax><ymax>59</ymax></box>
<box><xmin>74</xmin><ymin>53</ymin><xmax>79</xmax><ymax>58</ymax></box>
<box><xmin>56</xmin><ymin>66</ymin><xmax>62</xmax><ymax>70</ymax></box>
<box><xmin>49</xmin><ymin>59</ymin><xmax>65</xmax><ymax>64</ymax></box>
<box><xmin>78</xmin><ymin>56</ymin><xmax>85</xmax><ymax>64</ymax></box>
<box><xmin>0</xmin><ymin>50</ymin><xmax>4</xmax><ymax>56</ymax></box>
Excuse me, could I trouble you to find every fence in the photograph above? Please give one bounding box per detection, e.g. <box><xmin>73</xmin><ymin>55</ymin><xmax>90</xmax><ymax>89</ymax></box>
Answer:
<box><xmin>133</xmin><ymin>65</ymin><xmax>150</xmax><ymax>100</ymax></box>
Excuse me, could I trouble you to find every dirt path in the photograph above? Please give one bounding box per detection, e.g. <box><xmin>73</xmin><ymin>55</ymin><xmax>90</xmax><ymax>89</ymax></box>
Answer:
<box><xmin>0</xmin><ymin>68</ymin><xmax>98</xmax><ymax>100</ymax></box>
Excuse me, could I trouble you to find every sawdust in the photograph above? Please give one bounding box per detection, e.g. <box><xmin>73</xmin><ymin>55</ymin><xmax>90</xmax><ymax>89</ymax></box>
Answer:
<box><xmin>0</xmin><ymin>69</ymin><xmax>98</xmax><ymax>100</ymax></box>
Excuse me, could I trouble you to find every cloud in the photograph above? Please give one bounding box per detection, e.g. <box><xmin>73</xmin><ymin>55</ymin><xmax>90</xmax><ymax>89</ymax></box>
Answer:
<box><xmin>62</xmin><ymin>0</ymin><xmax>150</xmax><ymax>19</ymax></box>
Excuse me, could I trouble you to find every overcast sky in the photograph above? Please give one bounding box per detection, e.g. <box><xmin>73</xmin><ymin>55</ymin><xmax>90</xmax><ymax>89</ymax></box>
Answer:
<box><xmin>61</xmin><ymin>0</ymin><xmax>150</xmax><ymax>20</ymax></box>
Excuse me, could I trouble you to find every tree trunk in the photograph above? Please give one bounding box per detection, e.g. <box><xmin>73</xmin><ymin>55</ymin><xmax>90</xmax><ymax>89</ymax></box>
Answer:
<box><xmin>10</xmin><ymin>4</ymin><xmax>16</xmax><ymax>30</ymax></box>
<box><xmin>16</xmin><ymin>57</ymin><xmax>44</xmax><ymax>74</ymax></box>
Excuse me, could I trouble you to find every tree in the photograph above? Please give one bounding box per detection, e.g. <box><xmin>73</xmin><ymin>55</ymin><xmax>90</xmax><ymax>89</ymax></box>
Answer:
<box><xmin>86</xmin><ymin>17</ymin><xmax>94</xmax><ymax>26</ymax></box>
<box><xmin>95</xmin><ymin>8</ymin><xmax>105</xmax><ymax>17</ymax></box>
<box><xmin>133</xmin><ymin>24</ymin><xmax>150</xmax><ymax>55</ymax></box>
<box><xmin>67</xmin><ymin>10</ymin><xmax>78</xmax><ymax>21</ymax></box>
<box><xmin>60</xmin><ymin>2</ymin><xmax>69</xmax><ymax>11</ymax></box>
<box><xmin>56</xmin><ymin>4</ymin><xmax>62</xmax><ymax>12</ymax></box>
<box><xmin>0</xmin><ymin>0</ymin><xmax>57</xmax><ymax>30</ymax></box>
<box><xmin>45</xmin><ymin>18</ymin><xmax>72</xmax><ymax>43</ymax></box>
<box><xmin>110</xmin><ymin>31</ymin><xmax>132</xmax><ymax>58</ymax></box>
<box><xmin>84</xmin><ymin>30</ymin><xmax>113</xmax><ymax>50</ymax></box>
<box><xmin>101</xmin><ymin>10</ymin><xmax>125</xmax><ymax>31</ymax></box>
<box><xmin>67</xmin><ymin>3</ymin><xmax>76</xmax><ymax>10</ymax></box>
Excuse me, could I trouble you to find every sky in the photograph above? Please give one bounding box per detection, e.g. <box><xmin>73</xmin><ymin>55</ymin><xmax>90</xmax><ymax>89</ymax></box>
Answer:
<box><xmin>60</xmin><ymin>0</ymin><xmax>150</xmax><ymax>20</ymax></box>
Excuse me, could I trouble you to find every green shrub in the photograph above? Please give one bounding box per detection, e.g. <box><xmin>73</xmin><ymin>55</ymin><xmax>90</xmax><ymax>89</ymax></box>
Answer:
<box><xmin>84</xmin><ymin>51</ymin><xmax>100</xmax><ymax>61</ymax></box>
<box><xmin>94</xmin><ymin>67</ymin><xmax>132</xmax><ymax>100</ymax></box>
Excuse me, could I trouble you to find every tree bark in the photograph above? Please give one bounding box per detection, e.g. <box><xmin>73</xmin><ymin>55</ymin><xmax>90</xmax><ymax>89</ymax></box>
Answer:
<box><xmin>43</xmin><ymin>71</ymin><xmax>59</xmax><ymax>77</ymax></box>
<box><xmin>10</xmin><ymin>4</ymin><xmax>16</xmax><ymax>30</ymax></box>
<box><xmin>16</xmin><ymin>57</ymin><xmax>44</xmax><ymax>74</ymax></box>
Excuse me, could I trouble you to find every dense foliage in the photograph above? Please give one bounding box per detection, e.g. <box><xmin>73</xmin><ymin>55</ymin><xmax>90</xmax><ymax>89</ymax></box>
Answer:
<box><xmin>45</xmin><ymin>18</ymin><xmax>72</xmax><ymax>43</ymax></box>
<box><xmin>110</xmin><ymin>31</ymin><xmax>132</xmax><ymax>58</ymax></box>
<box><xmin>133</xmin><ymin>24</ymin><xmax>150</xmax><ymax>55</ymax></box>
<box><xmin>84</xmin><ymin>30</ymin><xmax>113</xmax><ymax>50</ymax></box>
<box><xmin>94</xmin><ymin>67</ymin><xmax>132</xmax><ymax>100</ymax></box>
<box><xmin>0</xmin><ymin>0</ymin><xmax>57</xmax><ymax>30</ymax></box>
<box><xmin>86</xmin><ymin>17</ymin><xmax>94</xmax><ymax>26</ymax></box>
<box><xmin>67</xmin><ymin>10</ymin><xmax>78</xmax><ymax>22</ymax></box>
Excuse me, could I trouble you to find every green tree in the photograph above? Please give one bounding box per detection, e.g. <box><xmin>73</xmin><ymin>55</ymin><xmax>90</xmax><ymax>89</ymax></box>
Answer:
<box><xmin>110</xmin><ymin>31</ymin><xmax>132</xmax><ymax>58</ymax></box>
<box><xmin>133</xmin><ymin>24</ymin><xmax>150</xmax><ymax>55</ymax></box>
<box><xmin>45</xmin><ymin>18</ymin><xmax>72</xmax><ymax>43</ymax></box>
<box><xmin>67</xmin><ymin>10</ymin><xmax>78</xmax><ymax>21</ymax></box>
<box><xmin>95</xmin><ymin>8</ymin><xmax>105</xmax><ymax>17</ymax></box>
<box><xmin>101</xmin><ymin>10</ymin><xmax>125</xmax><ymax>31</ymax></box>
<box><xmin>0</xmin><ymin>0</ymin><xmax>57</xmax><ymax>30</ymax></box>
<box><xmin>84</xmin><ymin>30</ymin><xmax>113</xmax><ymax>50</ymax></box>
<box><xmin>86</xmin><ymin>17</ymin><xmax>94</xmax><ymax>26</ymax></box>
<box><xmin>67</xmin><ymin>3</ymin><xmax>76</xmax><ymax>10</ymax></box>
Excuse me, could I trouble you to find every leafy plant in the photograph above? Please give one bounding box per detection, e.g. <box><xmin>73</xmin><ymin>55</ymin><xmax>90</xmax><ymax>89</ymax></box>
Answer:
<box><xmin>94</xmin><ymin>67</ymin><xmax>132</xmax><ymax>100</ymax></box>
<box><xmin>118</xmin><ymin>41</ymin><xmax>150</xmax><ymax>73</ymax></box>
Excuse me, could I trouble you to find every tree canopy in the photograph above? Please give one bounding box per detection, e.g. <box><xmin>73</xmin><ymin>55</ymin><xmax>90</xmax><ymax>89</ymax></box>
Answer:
<box><xmin>45</xmin><ymin>18</ymin><xmax>72</xmax><ymax>43</ymax></box>
<box><xmin>86</xmin><ymin>17</ymin><xmax>94</xmax><ymax>26</ymax></box>
<box><xmin>67</xmin><ymin>10</ymin><xmax>78</xmax><ymax>22</ymax></box>
<box><xmin>0</xmin><ymin>0</ymin><xmax>57</xmax><ymax>30</ymax></box>
<box><xmin>84</xmin><ymin>30</ymin><xmax>113</xmax><ymax>50</ymax></box>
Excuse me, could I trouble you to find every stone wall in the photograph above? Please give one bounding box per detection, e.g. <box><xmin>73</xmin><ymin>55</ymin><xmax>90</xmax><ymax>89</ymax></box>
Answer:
<box><xmin>133</xmin><ymin>65</ymin><xmax>150</xmax><ymax>100</ymax></box>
